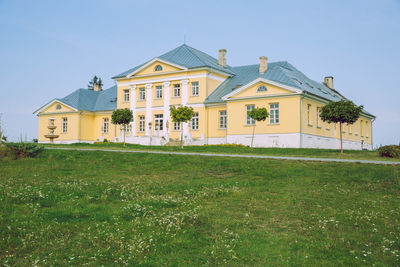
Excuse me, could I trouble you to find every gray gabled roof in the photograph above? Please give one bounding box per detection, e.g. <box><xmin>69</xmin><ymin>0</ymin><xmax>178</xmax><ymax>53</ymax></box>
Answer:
<box><xmin>112</xmin><ymin>44</ymin><xmax>235</xmax><ymax>79</ymax></box>
<box><xmin>58</xmin><ymin>85</ymin><xmax>117</xmax><ymax>112</ymax></box>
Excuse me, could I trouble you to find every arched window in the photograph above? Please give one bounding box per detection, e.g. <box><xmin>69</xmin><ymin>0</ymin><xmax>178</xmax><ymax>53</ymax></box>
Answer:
<box><xmin>257</xmin><ymin>85</ymin><xmax>267</xmax><ymax>92</ymax></box>
<box><xmin>56</xmin><ymin>104</ymin><xmax>62</xmax><ymax>110</ymax></box>
<box><xmin>154</xmin><ymin>65</ymin><xmax>163</xmax><ymax>71</ymax></box>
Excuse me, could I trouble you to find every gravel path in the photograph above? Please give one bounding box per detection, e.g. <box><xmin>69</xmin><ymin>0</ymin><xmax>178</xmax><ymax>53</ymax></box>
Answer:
<box><xmin>45</xmin><ymin>147</ymin><xmax>400</xmax><ymax>165</ymax></box>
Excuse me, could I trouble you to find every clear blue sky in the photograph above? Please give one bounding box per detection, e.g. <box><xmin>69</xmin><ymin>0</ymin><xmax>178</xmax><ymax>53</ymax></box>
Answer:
<box><xmin>0</xmin><ymin>0</ymin><xmax>399</xmax><ymax>146</ymax></box>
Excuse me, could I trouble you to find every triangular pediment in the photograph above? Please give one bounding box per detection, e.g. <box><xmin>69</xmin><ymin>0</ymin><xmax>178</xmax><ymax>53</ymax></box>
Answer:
<box><xmin>34</xmin><ymin>99</ymin><xmax>77</xmax><ymax>115</ymax></box>
<box><xmin>128</xmin><ymin>58</ymin><xmax>187</xmax><ymax>77</ymax></box>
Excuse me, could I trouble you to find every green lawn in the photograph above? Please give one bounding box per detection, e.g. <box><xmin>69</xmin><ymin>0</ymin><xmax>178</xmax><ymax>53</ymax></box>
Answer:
<box><xmin>44</xmin><ymin>142</ymin><xmax>400</xmax><ymax>162</ymax></box>
<box><xmin>1</xmin><ymin>150</ymin><xmax>399</xmax><ymax>266</ymax></box>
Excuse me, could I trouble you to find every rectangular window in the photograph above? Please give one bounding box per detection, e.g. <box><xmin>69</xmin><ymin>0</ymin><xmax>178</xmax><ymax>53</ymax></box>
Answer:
<box><xmin>219</xmin><ymin>110</ymin><xmax>227</xmax><ymax>129</ymax></box>
<box><xmin>269</xmin><ymin>103</ymin><xmax>279</xmax><ymax>124</ymax></box>
<box><xmin>348</xmin><ymin>124</ymin><xmax>352</xmax><ymax>134</ymax></box>
<box><xmin>173</xmin><ymin>122</ymin><xmax>180</xmax><ymax>131</ymax></box>
<box><xmin>316</xmin><ymin>107</ymin><xmax>320</xmax><ymax>127</ymax></box>
<box><xmin>174</xmin><ymin>84</ymin><xmax>181</xmax><ymax>97</ymax></box>
<box><xmin>138</xmin><ymin>116</ymin><xmax>145</xmax><ymax>132</ymax></box>
<box><xmin>139</xmin><ymin>87</ymin><xmax>145</xmax><ymax>101</ymax></box>
<box><xmin>154</xmin><ymin>114</ymin><xmax>163</xmax><ymax>131</ymax></box>
<box><xmin>246</xmin><ymin>105</ymin><xmax>255</xmax><ymax>125</ymax></box>
<box><xmin>360</xmin><ymin>120</ymin><xmax>363</xmax><ymax>136</ymax></box>
<box><xmin>49</xmin><ymin>118</ymin><xmax>55</xmax><ymax>126</ymax></box>
<box><xmin>124</xmin><ymin>89</ymin><xmax>130</xmax><ymax>102</ymax></box>
<box><xmin>191</xmin><ymin>81</ymin><xmax>199</xmax><ymax>96</ymax></box>
<box><xmin>102</xmin><ymin>118</ymin><xmax>109</xmax><ymax>134</ymax></box>
<box><xmin>62</xmin><ymin>117</ymin><xmax>68</xmax><ymax>133</ymax></box>
<box><xmin>365</xmin><ymin>121</ymin><xmax>368</xmax><ymax>137</ymax></box>
<box><xmin>307</xmin><ymin>104</ymin><xmax>312</xmax><ymax>125</ymax></box>
<box><xmin>192</xmin><ymin>112</ymin><xmax>199</xmax><ymax>130</ymax></box>
<box><xmin>156</xmin><ymin>85</ymin><xmax>163</xmax><ymax>99</ymax></box>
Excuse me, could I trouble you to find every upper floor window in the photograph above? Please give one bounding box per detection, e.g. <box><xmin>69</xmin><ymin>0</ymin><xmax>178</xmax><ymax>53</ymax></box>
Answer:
<box><xmin>154</xmin><ymin>65</ymin><xmax>163</xmax><ymax>71</ymax></box>
<box><xmin>174</xmin><ymin>84</ymin><xmax>181</xmax><ymax>97</ymax></box>
<box><xmin>219</xmin><ymin>110</ymin><xmax>227</xmax><ymax>129</ymax></box>
<box><xmin>124</xmin><ymin>89</ymin><xmax>130</xmax><ymax>102</ymax></box>
<box><xmin>62</xmin><ymin>117</ymin><xmax>68</xmax><ymax>133</ymax></box>
<box><xmin>246</xmin><ymin>105</ymin><xmax>255</xmax><ymax>125</ymax></box>
<box><xmin>138</xmin><ymin>115</ymin><xmax>145</xmax><ymax>132</ymax></box>
<box><xmin>307</xmin><ymin>104</ymin><xmax>312</xmax><ymax>125</ymax></box>
<box><xmin>156</xmin><ymin>85</ymin><xmax>163</xmax><ymax>99</ymax></box>
<box><xmin>365</xmin><ymin>121</ymin><xmax>368</xmax><ymax>137</ymax></box>
<box><xmin>192</xmin><ymin>112</ymin><xmax>199</xmax><ymax>130</ymax></box>
<box><xmin>360</xmin><ymin>120</ymin><xmax>363</xmax><ymax>136</ymax></box>
<box><xmin>257</xmin><ymin>85</ymin><xmax>267</xmax><ymax>92</ymax></box>
<box><xmin>56</xmin><ymin>104</ymin><xmax>62</xmax><ymax>110</ymax></box>
<box><xmin>102</xmin><ymin>118</ymin><xmax>109</xmax><ymax>134</ymax></box>
<box><xmin>139</xmin><ymin>87</ymin><xmax>145</xmax><ymax>101</ymax></box>
<box><xmin>269</xmin><ymin>103</ymin><xmax>279</xmax><ymax>124</ymax></box>
<box><xmin>192</xmin><ymin>81</ymin><xmax>199</xmax><ymax>96</ymax></box>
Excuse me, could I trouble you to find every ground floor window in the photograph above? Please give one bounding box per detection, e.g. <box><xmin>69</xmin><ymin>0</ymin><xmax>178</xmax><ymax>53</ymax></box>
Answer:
<box><xmin>269</xmin><ymin>103</ymin><xmax>279</xmax><ymax>124</ymax></box>
<box><xmin>62</xmin><ymin>117</ymin><xmax>68</xmax><ymax>133</ymax></box>
<box><xmin>155</xmin><ymin>114</ymin><xmax>163</xmax><ymax>131</ymax></box>
<box><xmin>192</xmin><ymin>112</ymin><xmax>199</xmax><ymax>130</ymax></box>
<box><xmin>246</xmin><ymin>105</ymin><xmax>255</xmax><ymax>125</ymax></box>
<box><xmin>219</xmin><ymin>110</ymin><xmax>227</xmax><ymax>129</ymax></box>
<box><xmin>102</xmin><ymin>118</ymin><xmax>109</xmax><ymax>134</ymax></box>
<box><xmin>173</xmin><ymin>121</ymin><xmax>180</xmax><ymax>131</ymax></box>
<box><xmin>138</xmin><ymin>116</ymin><xmax>145</xmax><ymax>132</ymax></box>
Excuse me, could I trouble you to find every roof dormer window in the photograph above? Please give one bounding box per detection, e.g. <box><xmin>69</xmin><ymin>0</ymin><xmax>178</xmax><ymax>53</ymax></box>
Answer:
<box><xmin>154</xmin><ymin>65</ymin><xmax>163</xmax><ymax>71</ymax></box>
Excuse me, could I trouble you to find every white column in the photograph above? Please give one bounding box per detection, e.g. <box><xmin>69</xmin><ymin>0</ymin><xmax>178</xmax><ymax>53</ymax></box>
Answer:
<box><xmin>181</xmin><ymin>79</ymin><xmax>189</xmax><ymax>138</ymax></box>
<box><xmin>130</xmin><ymin>85</ymin><xmax>136</xmax><ymax>136</ymax></box>
<box><xmin>145</xmin><ymin>83</ymin><xmax>152</xmax><ymax>136</ymax></box>
<box><xmin>163</xmin><ymin>82</ymin><xmax>171</xmax><ymax>137</ymax></box>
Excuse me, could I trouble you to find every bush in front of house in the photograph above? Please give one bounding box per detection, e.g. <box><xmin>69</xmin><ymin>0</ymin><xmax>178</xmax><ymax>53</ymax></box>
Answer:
<box><xmin>4</xmin><ymin>142</ymin><xmax>43</xmax><ymax>159</ymax></box>
<box><xmin>378</xmin><ymin>145</ymin><xmax>400</xmax><ymax>158</ymax></box>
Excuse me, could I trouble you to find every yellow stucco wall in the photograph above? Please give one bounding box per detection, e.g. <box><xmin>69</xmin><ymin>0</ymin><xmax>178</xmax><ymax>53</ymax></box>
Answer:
<box><xmin>38</xmin><ymin>113</ymin><xmax>79</xmax><ymax>142</ymax></box>
<box><xmin>207</xmin><ymin>105</ymin><xmax>227</xmax><ymax>138</ymax></box>
<box><xmin>226</xmin><ymin>96</ymin><xmax>300</xmax><ymax>135</ymax></box>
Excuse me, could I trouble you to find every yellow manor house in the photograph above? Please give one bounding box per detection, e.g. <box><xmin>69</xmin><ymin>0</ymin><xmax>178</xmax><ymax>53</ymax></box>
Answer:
<box><xmin>34</xmin><ymin>44</ymin><xmax>375</xmax><ymax>150</ymax></box>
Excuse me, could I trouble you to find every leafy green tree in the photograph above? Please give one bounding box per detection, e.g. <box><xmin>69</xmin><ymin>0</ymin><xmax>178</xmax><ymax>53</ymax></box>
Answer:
<box><xmin>111</xmin><ymin>108</ymin><xmax>133</xmax><ymax>146</ymax></box>
<box><xmin>248</xmin><ymin>107</ymin><xmax>269</xmax><ymax>148</ymax></box>
<box><xmin>320</xmin><ymin>100</ymin><xmax>363</xmax><ymax>153</ymax></box>
<box><xmin>88</xmin><ymin>75</ymin><xmax>103</xmax><ymax>90</ymax></box>
<box><xmin>170</xmin><ymin>105</ymin><xmax>195</xmax><ymax>148</ymax></box>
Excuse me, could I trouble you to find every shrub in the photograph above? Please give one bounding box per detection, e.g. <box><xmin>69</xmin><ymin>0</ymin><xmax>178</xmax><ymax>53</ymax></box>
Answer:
<box><xmin>378</xmin><ymin>145</ymin><xmax>400</xmax><ymax>158</ymax></box>
<box><xmin>4</xmin><ymin>142</ymin><xmax>43</xmax><ymax>159</ymax></box>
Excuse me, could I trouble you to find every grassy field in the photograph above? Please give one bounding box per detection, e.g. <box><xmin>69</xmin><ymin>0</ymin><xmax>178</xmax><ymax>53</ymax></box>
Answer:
<box><xmin>1</xmin><ymin>149</ymin><xmax>399</xmax><ymax>266</ymax></box>
<box><xmin>43</xmin><ymin>142</ymin><xmax>400</xmax><ymax>162</ymax></box>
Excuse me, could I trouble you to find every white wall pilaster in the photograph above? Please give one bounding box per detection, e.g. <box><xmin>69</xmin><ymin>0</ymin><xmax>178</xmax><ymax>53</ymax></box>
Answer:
<box><xmin>145</xmin><ymin>83</ymin><xmax>152</xmax><ymax>136</ymax></box>
<box><xmin>163</xmin><ymin>82</ymin><xmax>171</xmax><ymax>137</ymax></box>
<box><xmin>130</xmin><ymin>85</ymin><xmax>136</xmax><ymax>136</ymax></box>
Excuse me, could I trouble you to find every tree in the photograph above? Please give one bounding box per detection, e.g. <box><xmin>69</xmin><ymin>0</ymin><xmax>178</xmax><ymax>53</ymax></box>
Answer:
<box><xmin>170</xmin><ymin>105</ymin><xmax>195</xmax><ymax>148</ymax></box>
<box><xmin>111</xmin><ymin>108</ymin><xmax>133</xmax><ymax>146</ymax></box>
<box><xmin>88</xmin><ymin>75</ymin><xmax>103</xmax><ymax>90</ymax></box>
<box><xmin>0</xmin><ymin>114</ymin><xmax>6</xmax><ymax>144</ymax></box>
<box><xmin>320</xmin><ymin>100</ymin><xmax>363</xmax><ymax>153</ymax></box>
<box><xmin>248</xmin><ymin>107</ymin><xmax>269</xmax><ymax>148</ymax></box>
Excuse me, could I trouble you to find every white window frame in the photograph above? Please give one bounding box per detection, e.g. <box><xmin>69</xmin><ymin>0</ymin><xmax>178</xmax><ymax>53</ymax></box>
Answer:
<box><xmin>173</xmin><ymin>122</ymin><xmax>180</xmax><ymax>131</ymax></box>
<box><xmin>191</xmin><ymin>81</ymin><xmax>199</xmax><ymax>96</ymax></box>
<box><xmin>360</xmin><ymin>120</ymin><xmax>363</xmax><ymax>137</ymax></box>
<box><xmin>174</xmin><ymin>84</ymin><xmax>181</xmax><ymax>97</ymax></box>
<box><xmin>219</xmin><ymin>110</ymin><xmax>227</xmax><ymax>129</ymax></box>
<box><xmin>62</xmin><ymin>117</ymin><xmax>68</xmax><ymax>133</ymax></box>
<box><xmin>138</xmin><ymin>116</ymin><xmax>145</xmax><ymax>132</ymax></box>
<box><xmin>307</xmin><ymin>104</ymin><xmax>312</xmax><ymax>125</ymax></box>
<box><xmin>156</xmin><ymin>85</ymin><xmax>163</xmax><ymax>99</ymax></box>
<box><xmin>257</xmin><ymin>85</ymin><xmax>267</xmax><ymax>92</ymax></box>
<box><xmin>191</xmin><ymin>112</ymin><xmax>199</xmax><ymax>130</ymax></box>
<box><xmin>154</xmin><ymin>114</ymin><xmax>163</xmax><ymax>131</ymax></box>
<box><xmin>154</xmin><ymin>65</ymin><xmax>163</xmax><ymax>71</ymax></box>
<box><xmin>316</xmin><ymin>107</ymin><xmax>320</xmax><ymax>128</ymax></box>
<box><xmin>102</xmin><ymin>118</ymin><xmax>109</xmax><ymax>134</ymax></box>
<box><xmin>269</xmin><ymin>103</ymin><xmax>279</xmax><ymax>124</ymax></box>
<box><xmin>246</xmin><ymin>105</ymin><xmax>255</xmax><ymax>125</ymax></box>
<box><xmin>123</xmin><ymin>89</ymin><xmax>130</xmax><ymax>102</ymax></box>
<box><xmin>139</xmin><ymin>87</ymin><xmax>145</xmax><ymax>101</ymax></box>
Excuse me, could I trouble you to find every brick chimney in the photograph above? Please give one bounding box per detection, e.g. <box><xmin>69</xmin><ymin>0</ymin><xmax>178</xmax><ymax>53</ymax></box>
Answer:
<box><xmin>93</xmin><ymin>81</ymin><xmax>102</xmax><ymax>91</ymax></box>
<box><xmin>259</xmin><ymin>56</ymin><xmax>268</xmax><ymax>74</ymax></box>
<box><xmin>323</xmin><ymin>76</ymin><xmax>333</xmax><ymax>89</ymax></box>
<box><xmin>218</xmin><ymin>49</ymin><xmax>227</xmax><ymax>67</ymax></box>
